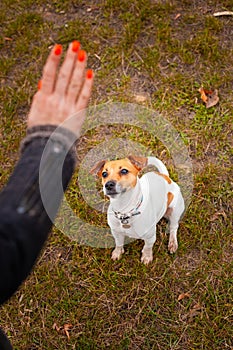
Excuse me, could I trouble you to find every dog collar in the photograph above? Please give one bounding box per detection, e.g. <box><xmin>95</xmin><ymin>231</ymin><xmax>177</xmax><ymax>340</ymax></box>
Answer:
<box><xmin>113</xmin><ymin>196</ymin><xmax>143</xmax><ymax>229</ymax></box>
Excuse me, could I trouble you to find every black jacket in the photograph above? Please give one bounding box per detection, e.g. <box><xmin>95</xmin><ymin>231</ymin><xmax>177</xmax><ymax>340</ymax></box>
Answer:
<box><xmin>0</xmin><ymin>125</ymin><xmax>77</xmax><ymax>304</ymax></box>
<box><xmin>0</xmin><ymin>125</ymin><xmax>77</xmax><ymax>349</ymax></box>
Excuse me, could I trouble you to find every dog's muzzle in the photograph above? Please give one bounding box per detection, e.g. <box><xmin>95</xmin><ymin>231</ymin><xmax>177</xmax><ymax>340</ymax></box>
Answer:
<box><xmin>105</xmin><ymin>180</ymin><xmax>115</xmax><ymax>191</ymax></box>
<box><xmin>104</xmin><ymin>180</ymin><xmax>118</xmax><ymax>196</ymax></box>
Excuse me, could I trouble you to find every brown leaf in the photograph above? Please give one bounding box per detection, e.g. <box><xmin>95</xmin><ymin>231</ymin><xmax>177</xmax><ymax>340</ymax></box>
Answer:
<box><xmin>174</xmin><ymin>13</ymin><xmax>181</xmax><ymax>20</ymax></box>
<box><xmin>178</xmin><ymin>292</ymin><xmax>191</xmax><ymax>301</ymax></box>
<box><xmin>199</xmin><ymin>87</ymin><xmax>219</xmax><ymax>108</ymax></box>
<box><xmin>199</xmin><ymin>87</ymin><xmax>208</xmax><ymax>103</ymax></box>
<box><xmin>52</xmin><ymin>323</ymin><xmax>73</xmax><ymax>339</ymax></box>
<box><xmin>205</xmin><ymin>90</ymin><xmax>219</xmax><ymax>108</ymax></box>
<box><xmin>63</xmin><ymin>324</ymin><xmax>73</xmax><ymax>339</ymax></box>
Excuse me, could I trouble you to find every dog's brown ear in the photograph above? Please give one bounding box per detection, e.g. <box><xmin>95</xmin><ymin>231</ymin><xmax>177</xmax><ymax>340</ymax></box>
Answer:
<box><xmin>90</xmin><ymin>160</ymin><xmax>106</xmax><ymax>177</ymax></box>
<box><xmin>127</xmin><ymin>155</ymin><xmax>148</xmax><ymax>171</ymax></box>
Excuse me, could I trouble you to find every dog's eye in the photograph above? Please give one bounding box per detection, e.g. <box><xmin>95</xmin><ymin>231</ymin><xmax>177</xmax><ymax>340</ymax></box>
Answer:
<box><xmin>102</xmin><ymin>171</ymin><xmax>108</xmax><ymax>178</ymax></box>
<box><xmin>120</xmin><ymin>168</ymin><xmax>129</xmax><ymax>175</ymax></box>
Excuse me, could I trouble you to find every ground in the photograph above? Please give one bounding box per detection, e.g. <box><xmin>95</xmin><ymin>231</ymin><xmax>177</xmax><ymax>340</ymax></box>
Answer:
<box><xmin>0</xmin><ymin>0</ymin><xmax>232</xmax><ymax>349</ymax></box>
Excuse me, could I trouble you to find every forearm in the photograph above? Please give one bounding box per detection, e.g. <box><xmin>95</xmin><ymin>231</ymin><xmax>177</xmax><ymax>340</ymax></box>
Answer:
<box><xmin>0</xmin><ymin>125</ymin><xmax>77</xmax><ymax>304</ymax></box>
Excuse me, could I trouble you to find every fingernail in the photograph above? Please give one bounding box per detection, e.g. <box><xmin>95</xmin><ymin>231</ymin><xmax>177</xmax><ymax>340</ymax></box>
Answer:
<box><xmin>54</xmin><ymin>44</ymin><xmax>62</xmax><ymax>56</ymax></box>
<box><xmin>38</xmin><ymin>80</ymin><xmax>42</xmax><ymax>90</ymax></box>
<box><xmin>86</xmin><ymin>69</ymin><xmax>93</xmax><ymax>79</ymax></box>
<box><xmin>78</xmin><ymin>50</ymin><xmax>86</xmax><ymax>62</ymax></box>
<box><xmin>72</xmin><ymin>40</ymin><xmax>80</xmax><ymax>53</ymax></box>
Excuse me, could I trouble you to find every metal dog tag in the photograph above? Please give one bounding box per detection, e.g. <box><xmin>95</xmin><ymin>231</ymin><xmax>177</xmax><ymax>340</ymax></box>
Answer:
<box><xmin>122</xmin><ymin>224</ymin><xmax>131</xmax><ymax>229</ymax></box>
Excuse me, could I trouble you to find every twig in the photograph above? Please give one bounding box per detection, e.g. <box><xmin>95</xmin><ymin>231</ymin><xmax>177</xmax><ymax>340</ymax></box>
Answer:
<box><xmin>213</xmin><ymin>11</ymin><xmax>233</xmax><ymax>17</ymax></box>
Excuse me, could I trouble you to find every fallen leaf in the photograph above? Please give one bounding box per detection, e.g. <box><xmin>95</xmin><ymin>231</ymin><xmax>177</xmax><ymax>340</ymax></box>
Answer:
<box><xmin>199</xmin><ymin>87</ymin><xmax>208</xmax><ymax>103</ymax></box>
<box><xmin>178</xmin><ymin>292</ymin><xmax>191</xmax><ymax>301</ymax></box>
<box><xmin>174</xmin><ymin>13</ymin><xmax>181</xmax><ymax>20</ymax></box>
<box><xmin>52</xmin><ymin>322</ymin><xmax>73</xmax><ymax>339</ymax></box>
<box><xmin>199</xmin><ymin>87</ymin><xmax>219</xmax><ymax>108</ymax></box>
<box><xmin>63</xmin><ymin>324</ymin><xmax>73</xmax><ymax>339</ymax></box>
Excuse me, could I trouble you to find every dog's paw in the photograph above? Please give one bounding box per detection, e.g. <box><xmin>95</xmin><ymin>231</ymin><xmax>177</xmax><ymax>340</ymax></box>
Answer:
<box><xmin>168</xmin><ymin>237</ymin><xmax>178</xmax><ymax>254</ymax></box>
<box><xmin>111</xmin><ymin>247</ymin><xmax>124</xmax><ymax>261</ymax></box>
<box><xmin>141</xmin><ymin>248</ymin><xmax>153</xmax><ymax>265</ymax></box>
<box><xmin>141</xmin><ymin>255</ymin><xmax>153</xmax><ymax>265</ymax></box>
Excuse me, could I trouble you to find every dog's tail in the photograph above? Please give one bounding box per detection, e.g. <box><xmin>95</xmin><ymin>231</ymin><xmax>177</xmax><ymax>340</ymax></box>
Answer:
<box><xmin>147</xmin><ymin>156</ymin><xmax>169</xmax><ymax>176</ymax></box>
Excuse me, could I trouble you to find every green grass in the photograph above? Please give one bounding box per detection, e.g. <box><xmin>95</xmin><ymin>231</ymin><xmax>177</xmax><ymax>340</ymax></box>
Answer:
<box><xmin>0</xmin><ymin>0</ymin><xmax>233</xmax><ymax>349</ymax></box>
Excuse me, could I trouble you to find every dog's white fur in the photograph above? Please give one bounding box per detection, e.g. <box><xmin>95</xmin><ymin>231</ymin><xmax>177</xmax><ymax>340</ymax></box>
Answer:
<box><xmin>91</xmin><ymin>156</ymin><xmax>184</xmax><ymax>264</ymax></box>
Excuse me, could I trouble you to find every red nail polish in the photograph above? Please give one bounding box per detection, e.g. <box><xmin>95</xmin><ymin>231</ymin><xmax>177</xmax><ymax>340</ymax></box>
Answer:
<box><xmin>72</xmin><ymin>40</ymin><xmax>80</xmax><ymax>53</ymax></box>
<box><xmin>86</xmin><ymin>69</ymin><xmax>93</xmax><ymax>79</ymax></box>
<box><xmin>78</xmin><ymin>50</ymin><xmax>86</xmax><ymax>62</ymax></box>
<box><xmin>54</xmin><ymin>44</ymin><xmax>62</xmax><ymax>56</ymax></box>
<box><xmin>38</xmin><ymin>80</ymin><xmax>42</xmax><ymax>90</ymax></box>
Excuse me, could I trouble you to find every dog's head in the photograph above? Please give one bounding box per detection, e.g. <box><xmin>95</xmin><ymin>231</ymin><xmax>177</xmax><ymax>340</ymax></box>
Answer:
<box><xmin>90</xmin><ymin>156</ymin><xmax>148</xmax><ymax>198</ymax></box>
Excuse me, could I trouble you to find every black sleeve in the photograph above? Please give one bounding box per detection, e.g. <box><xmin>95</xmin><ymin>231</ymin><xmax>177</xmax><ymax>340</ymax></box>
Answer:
<box><xmin>0</xmin><ymin>125</ymin><xmax>77</xmax><ymax>305</ymax></box>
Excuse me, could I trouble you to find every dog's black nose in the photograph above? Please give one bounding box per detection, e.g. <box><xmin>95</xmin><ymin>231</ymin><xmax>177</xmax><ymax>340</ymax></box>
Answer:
<box><xmin>105</xmin><ymin>180</ymin><xmax>116</xmax><ymax>191</ymax></box>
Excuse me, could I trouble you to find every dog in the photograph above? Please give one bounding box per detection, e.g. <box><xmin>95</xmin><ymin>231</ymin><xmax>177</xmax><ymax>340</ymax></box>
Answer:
<box><xmin>91</xmin><ymin>155</ymin><xmax>185</xmax><ymax>264</ymax></box>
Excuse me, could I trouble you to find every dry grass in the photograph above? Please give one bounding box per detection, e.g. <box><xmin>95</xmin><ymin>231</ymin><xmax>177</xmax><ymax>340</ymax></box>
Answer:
<box><xmin>0</xmin><ymin>0</ymin><xmax>232</xmax><ymax>349</ymax></box>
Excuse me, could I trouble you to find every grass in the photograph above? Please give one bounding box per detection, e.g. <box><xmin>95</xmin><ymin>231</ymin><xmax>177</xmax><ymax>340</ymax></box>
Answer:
<box><xmin>0</xmin><ymin>0</ymin><xmax>233</xmax><ymax>349</ymax></box>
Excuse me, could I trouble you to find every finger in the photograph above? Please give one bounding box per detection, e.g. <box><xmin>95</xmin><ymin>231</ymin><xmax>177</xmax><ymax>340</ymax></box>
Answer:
<box><xmin>75</xmin><ymin>69</ymin><xmax>94</xmax><ymax>111</ymax></box>
<box><xmin>54</xmin><ymin>40</ymin><xmax>80</xmax><ymax>95</ymax></box>
<box><xmin>66</xmin><ymin>49</ymin><xmax>87</xmax><ymax>103</ymax></box>
<box><xmin>40</xmin><ymin>44</ymin><xmax>63</xmax><ymax>95</ymax></box>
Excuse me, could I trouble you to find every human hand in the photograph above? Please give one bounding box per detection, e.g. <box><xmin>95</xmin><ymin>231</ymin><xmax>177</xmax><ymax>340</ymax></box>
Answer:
<box><xmin>27</xmin><ymin>40</ymin><xmax>94</xmax><ymax>136</ymax></box>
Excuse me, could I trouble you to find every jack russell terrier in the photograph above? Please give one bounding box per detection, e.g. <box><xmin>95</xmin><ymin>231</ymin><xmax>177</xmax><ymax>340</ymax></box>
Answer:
<box><xmin>91</xmin><ymin>155</ymin><xmax>185</xmax><ymax>264</ymax></box>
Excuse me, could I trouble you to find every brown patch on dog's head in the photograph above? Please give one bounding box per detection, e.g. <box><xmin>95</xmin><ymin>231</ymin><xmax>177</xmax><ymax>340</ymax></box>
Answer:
<box><xmin>91</xmin><ymin>156</ymin><xmax>148</xmax><ymax>195</ymax></box>
<box><xmin>91</xmin><ymin>158</ymin><xmax>144</xmax><ymax>193</ymax></box>
<box><xmin>101</xmin><ymin>158</ymin><xmax>139</xmax><ymax>188</ymax></box>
